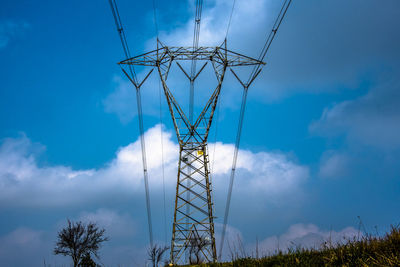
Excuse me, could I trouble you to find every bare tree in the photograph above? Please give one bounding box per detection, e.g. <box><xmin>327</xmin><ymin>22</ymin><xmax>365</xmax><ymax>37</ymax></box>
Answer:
<box><xmin>189</xmin><ymin>235</ymin><xmax>209</xmax><ymax>264</ymax></box>
<box><xmin>148</xmin><ymin>244</ymin><xmax>169</xmax><ymax>267</ymax></box>
<box><xmin>54</xmin><ymin>220</ymin><xmax>109</xmax><ymax>267</ymax></box>
<box><xmin>79</xmin><ymin>252</ymin><xmax>98</xmax><ymax>267</ymax></box>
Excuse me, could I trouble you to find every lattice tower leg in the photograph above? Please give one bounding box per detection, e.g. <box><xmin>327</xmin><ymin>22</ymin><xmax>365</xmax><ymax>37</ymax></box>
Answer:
<box><xmin>170</xmin><ymin>143</ymin><xmax>216</xmax><ymax>265</ymax></box>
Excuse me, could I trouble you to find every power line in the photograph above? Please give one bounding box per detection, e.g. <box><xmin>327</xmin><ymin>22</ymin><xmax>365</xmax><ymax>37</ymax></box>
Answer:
<box><xmin>108</xmin><ymin>0</ymin><xmax>154</xmax><ymax>248</ymax></box>
<box><xmin>136</xmin><ymin>88</ymin><xmax>154</xmax><ymax>248</ymax></box>
<box><xmin>225</xmin><ymin>0</ymin><xmax>237</xmax><ymax>41</ymax></box>
<box><xmin>108</xmin><ymin>0</ymin><xmax>137</xmax><ymax>84</ymax></box>
<box><xmin>219</xmin><ymin>85</ymin><xmax>248</xmax><ymax>259</ymax></box>
<box><xmin>247</xmin><ymin>0</ymin><xmax>292</xmax><ymax>85</ymax></box>
<box><xmin>219</xmin><ymin>0</ymin><xmax>292</xmax><ymax>258</ymax></box>
<box><xmin>151</xmin><ymin>0</ymin><xmax>166</xmax><ymax>244</ymax></box>
<box><xmin>186</xmin><ymin>2</ymin><xmax>204</xmax><ymax>260</ymax></box>
<box><xmin>109</xmin><ymin>0</ymin><xmax>292</xmax><ymax>261</ymax></box>
<box><xmin>152</xmin><ymin>0</ymin><xmax>166</xmax><ymax>245</ymax></box>
<box><xmin>210</xmin><ymin>99</ymin><xmax>221</xmax><ymax>177</ymax></box>
<box><xmin>209</xmin><ymin>94</ymin><xmax>221</xmax><ymax>232</ymax></box>
<box><xmin>189</xmin><ymin>0</ymin><xmax>204</xmax><ymax>122</ymax></box>
<box><xmin>152</xmin><ymin>0</ymin><xmax>159</xmax><ymax>39</ymax></box>
<box><xmin>159</xmin><ymin>79</ymin><xmax>168</xmax><ymax>244</ymax></box>
<box><xmin>120</xmin><ymin>37</ymin><xmax>270</xmax><ymax>266</ymax></box>
<box><xmin>192</xmin><ymin>0</ymin><xmax>203</xmax><ymax>51</ymax></box>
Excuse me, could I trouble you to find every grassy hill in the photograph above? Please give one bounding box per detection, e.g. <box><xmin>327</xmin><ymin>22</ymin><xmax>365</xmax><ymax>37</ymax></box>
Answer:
<box><xmin>184</xmin><ymin>226</ymin><xmax>400</xmax><ymax>266</ymax></box>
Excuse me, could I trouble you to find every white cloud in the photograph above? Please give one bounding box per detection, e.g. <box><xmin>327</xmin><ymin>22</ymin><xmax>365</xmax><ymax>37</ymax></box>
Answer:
<box><xmin>0</xmin><ymin>133</ymin><xmax>40</xmax><ymax>183</ymax></box>
<box><xmin>0</xmin><ymin>227</ymin><xmax>49</xmax><ymax>267</ymax></box>
<box><xmin>0</xmin><ymin>20</ymin><xmax>30</xmax><ymax>49</ymax></box>
<box><xmin>318</xmin><ymin>151</ymin><xmax>350</xmax><ymax>179</ymax></box>
<box><xmin>78</xmin><ymin>209</ymin><xmax>137</xmax><ymax>238</ymax></box>
<box><xmin>0</xmin><ymin>125</ymin><xmax>309</xmax><ymax>264</ymax></box>
<box><xmin>0</xmin><ymin>124</ymin><xmax>307</xmax><ymax>208</ymax></box>
<box><xmin>215</xmin><ymin>222</ymin><xmax>359</xmax><ymax>260</ymax></box>
<box><xmin>1</xmin><ymin>227</ymin><xmax>42</xmax><ymax>247</ymax></box>
<box><xmin>156</xmin><ymin>0</ymin><xmax>273</xmax><ymax>48</ymax></box>
<box><xmin>310</xmin><ymin>79</ymin><xmax>400</xmax><ymax>150</ymax></box>
<box><xmin>210</xmin><ymin>142</ymin><xmax>308</xmax><ymax>195</ymax></box>
<box><xmin>103</xmin><ymin>73</ymin><xmax>167</xmax><ymax>123</ymax></box>
<box><xmin>251</xmin><ymin>223</ymin><xmax>359</xmax><ymax>256</ymax></box>
<box><xmin>103</xmin><ymin>76</ymin><xmax>137</xmax><ymax>123</ymax></box>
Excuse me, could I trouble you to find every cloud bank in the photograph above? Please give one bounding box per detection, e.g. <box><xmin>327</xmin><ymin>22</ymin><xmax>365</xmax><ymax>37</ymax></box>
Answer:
<box><xmin>0</xmin><ymin>124</ymin><xmax>309</xmax><ymax>265</ymax></box>
<box><xmin>311</xmin><ymin>78</ymin><xmax>400</xmax><ymax>150</ymax></box>
<box><xmin>0</xmin><ymin>124</ymin><xmax>308</xmax><ymax>208</ymax></box>
<box><xmin>253</xmin><ymin>223</ymin><xmax>359</xmax><ymax>256</ymax></box>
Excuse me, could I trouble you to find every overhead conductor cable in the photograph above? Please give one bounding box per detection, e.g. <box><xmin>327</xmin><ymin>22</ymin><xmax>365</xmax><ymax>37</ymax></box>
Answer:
<box><xmin>219</xmin><ymin>0</ymin><xmax>292</xmax><ymax>259</ymax></box>
<box><xmin>108</xmin><ymin>0</ymin><xmax>154</xmax><ymax>247</ymax></box>
<box><xmin>186</xmin><ymin>0</ymin><xmax>204</xmax><ymax>245</ymax></box>
<box><xmin>152</xmin><ymin>0</ymin><xmax>168</xmax><ymax>244</ymax></box>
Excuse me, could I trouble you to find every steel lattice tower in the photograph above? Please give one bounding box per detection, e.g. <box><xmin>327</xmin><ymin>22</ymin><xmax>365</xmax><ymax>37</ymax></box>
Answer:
<box><xmin>119</xmin><ymin>42</ymin><xmax>264</xmax><ymax>265</ymax></box>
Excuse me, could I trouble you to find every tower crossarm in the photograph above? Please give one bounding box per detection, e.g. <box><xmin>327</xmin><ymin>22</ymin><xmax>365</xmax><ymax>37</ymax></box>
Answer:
<box><xmin>118</xmin><ymin>46</ymin><xmax>265</xmax><ymax>67</ymax></box>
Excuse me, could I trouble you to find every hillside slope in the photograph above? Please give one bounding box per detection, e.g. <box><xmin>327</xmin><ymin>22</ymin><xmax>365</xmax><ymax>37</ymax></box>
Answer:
<box><xmin>183</xmin><ymin>226</ymin><xmax>400</xmax><ymax>267</ymax></box>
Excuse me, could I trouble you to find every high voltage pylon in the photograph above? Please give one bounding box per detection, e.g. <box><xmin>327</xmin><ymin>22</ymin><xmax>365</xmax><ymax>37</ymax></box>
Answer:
<box><xmin>109</xmin><ymin>0</ymin><xmax>292</xmax><ymax>265</ymax></box>
<box><xmin>119</xmin><ymin>43</ymin><xmax>264</xmax><ymax>264</ymax></box>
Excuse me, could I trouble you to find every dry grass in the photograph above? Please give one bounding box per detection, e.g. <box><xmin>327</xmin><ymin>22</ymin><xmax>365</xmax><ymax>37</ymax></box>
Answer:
<box><xmin>178</xmin><ymin>225</ymin><xmax>400</xmax><ymax>267</ymax></box>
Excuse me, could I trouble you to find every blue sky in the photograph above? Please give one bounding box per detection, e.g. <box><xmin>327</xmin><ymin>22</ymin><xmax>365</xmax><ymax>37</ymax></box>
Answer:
<box><xmin>1</xmin><ymin>0</ymin><xmax>400</xmax><ymax>266</ymax></box>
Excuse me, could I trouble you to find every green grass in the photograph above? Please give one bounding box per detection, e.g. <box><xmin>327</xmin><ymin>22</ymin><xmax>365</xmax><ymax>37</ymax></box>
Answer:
<box><xmin>183</xmin><ymin>225</ymin><xmax>400</xmax><ymax>267</ymax></box>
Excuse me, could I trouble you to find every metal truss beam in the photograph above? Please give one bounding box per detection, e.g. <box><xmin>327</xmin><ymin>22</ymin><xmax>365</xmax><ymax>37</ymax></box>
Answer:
<box><xmin>119</xmin><ymin>46</ymin><xmax>265</xmax><ymax>67</ymax></box>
